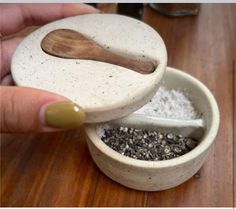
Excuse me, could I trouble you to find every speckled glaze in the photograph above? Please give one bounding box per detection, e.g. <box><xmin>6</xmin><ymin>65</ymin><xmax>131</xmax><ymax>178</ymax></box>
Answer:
<box><xmin>85</xmin><ymin>67</ymin><xmax>220</xmax><ymax>191</ymax></box>
<box><xmin>12</xmin><ymin>14</ymin><xmax>167</xmax><ymax>123</ymax></box>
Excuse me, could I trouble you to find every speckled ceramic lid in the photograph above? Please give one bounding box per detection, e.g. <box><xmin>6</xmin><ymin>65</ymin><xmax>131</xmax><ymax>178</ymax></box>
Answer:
<box><xmin>12</xmin><ymin>14</ymin><xmax>167</xmax><ymax>123</ymax></box>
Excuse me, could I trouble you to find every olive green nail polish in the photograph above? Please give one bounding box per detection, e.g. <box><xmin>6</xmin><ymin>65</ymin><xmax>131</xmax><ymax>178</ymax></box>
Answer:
<box><xmin>45</xmin><ymin>102</ymin><xmax>85</xmax><ymax>129</ymax></box>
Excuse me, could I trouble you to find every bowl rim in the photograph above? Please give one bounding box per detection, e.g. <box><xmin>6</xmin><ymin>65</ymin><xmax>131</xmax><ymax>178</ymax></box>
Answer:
<box><xmin>85</xmin><ymin>66</ymin><xmax>220</xmax><ymax>168</ymax></box>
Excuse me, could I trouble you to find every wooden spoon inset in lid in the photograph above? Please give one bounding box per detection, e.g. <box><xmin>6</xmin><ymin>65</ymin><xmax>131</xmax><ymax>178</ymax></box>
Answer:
<box><xmin>41</xmin><ymin>29</ymin><xmax>156</xmax><ymax>74</ymax></box>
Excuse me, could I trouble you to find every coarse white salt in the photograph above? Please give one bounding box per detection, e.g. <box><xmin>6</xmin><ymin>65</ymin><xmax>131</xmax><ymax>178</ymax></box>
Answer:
<box><xmin>96</xmin><ymin>124</ymin><xmax>111</xmax><ymax>138</ymax></box>
<box><xmin>135</xmin><ymin>86</ymin><xmax>200</xmax><ymax>120</ymax></box>
<box><xmin>96</xmin><ymin>87</ymin><xmax>200</xmax><ymax>137</ymax></box>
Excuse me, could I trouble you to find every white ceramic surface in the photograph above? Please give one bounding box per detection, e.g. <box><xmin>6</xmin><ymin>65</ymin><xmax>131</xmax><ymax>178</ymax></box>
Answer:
<box><xmin>11</xmin><ymin>14</ymin><xmax>167</xmax><ymax>123</ymax></box>
<box><xmin>85</xmin><ymin>67</ymin><xmax>220</xmax><ymax>191</ymax></box>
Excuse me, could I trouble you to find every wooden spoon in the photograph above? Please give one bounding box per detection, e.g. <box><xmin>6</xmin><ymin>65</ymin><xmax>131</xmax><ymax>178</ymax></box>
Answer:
<box><xmin>41</xmin><ymin>29</ymin><xmax>156</xmax><ymax>74</ymax></box>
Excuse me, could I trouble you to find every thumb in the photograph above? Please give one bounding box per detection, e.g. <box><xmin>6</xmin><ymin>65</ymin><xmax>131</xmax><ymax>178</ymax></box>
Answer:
<box><xmin>0</xmin><ymin>86</ymin><xmax>85</xmax><ymax>133</ymax></box>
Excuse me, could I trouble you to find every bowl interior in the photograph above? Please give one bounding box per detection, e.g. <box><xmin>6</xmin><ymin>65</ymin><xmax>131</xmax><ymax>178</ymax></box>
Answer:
<box><xmin>86</xmin><ymin>67</ymin><xmax>220</xmax><ymax>166</ymax></box>
<box><xmin>160</xmin><ymin>68</ymin><xmax>218</xmax><ymax>139</ymax></box>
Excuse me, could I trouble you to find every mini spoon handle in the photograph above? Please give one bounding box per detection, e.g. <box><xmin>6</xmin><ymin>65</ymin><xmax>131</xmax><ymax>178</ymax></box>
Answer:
<box><xmin>112</xmin><ymin>114</ymin><xmax>204</xmax><ymax>138</ymax></box>
<box><xmin>41</xmin><ymin>29</ymin><xmax>156</xmax><ymax>74</ymax></box>
<box><xmin>84</xmin><ymin>47</ymin><xmax>156</xmax><ymax>74</ymax></box>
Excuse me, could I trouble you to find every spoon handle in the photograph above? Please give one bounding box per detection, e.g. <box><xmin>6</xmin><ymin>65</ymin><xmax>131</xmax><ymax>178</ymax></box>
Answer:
<box><xmin>89</xmin><ymin>48</ymin><xmax>156</xmax><ymax>74</ymax></box>
<box><xmin>111</xmin><ymin>114</ymin><xmax>204</xmax><ymax>138</ymax></box>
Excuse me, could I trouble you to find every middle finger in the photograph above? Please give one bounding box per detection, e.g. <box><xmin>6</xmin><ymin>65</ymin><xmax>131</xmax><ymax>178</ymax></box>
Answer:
<box><xmin>1</xmin><ymin>37</ymin><xmax>23</xmax><ymax>79</ymax></box>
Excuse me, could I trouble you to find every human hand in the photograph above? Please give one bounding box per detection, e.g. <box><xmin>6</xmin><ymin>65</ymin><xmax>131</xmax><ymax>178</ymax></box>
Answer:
<box><xmin>0</xmin><ymin>4</ymin><xmax>99</xmax><ymax>133</ymax></box>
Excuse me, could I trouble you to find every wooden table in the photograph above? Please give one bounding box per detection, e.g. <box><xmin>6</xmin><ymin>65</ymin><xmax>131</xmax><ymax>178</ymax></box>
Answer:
<box><xmin>1</xmin><ymin>4</ymin><xmax>235</xmax><ymax>207</ymax></box>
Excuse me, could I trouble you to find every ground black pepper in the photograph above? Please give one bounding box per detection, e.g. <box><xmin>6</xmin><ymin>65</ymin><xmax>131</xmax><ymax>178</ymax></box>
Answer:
<box><xmin>101</xmin><ymin>127</ymin><xmax>198</xmax><ymax>161</ymax></box>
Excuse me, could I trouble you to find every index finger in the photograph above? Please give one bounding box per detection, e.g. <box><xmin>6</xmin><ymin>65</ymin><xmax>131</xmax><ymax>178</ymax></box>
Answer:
<box><xmin>0</xmin><ymin>3</ymin><xmax>99</xmax><ymax>36</ymax></box>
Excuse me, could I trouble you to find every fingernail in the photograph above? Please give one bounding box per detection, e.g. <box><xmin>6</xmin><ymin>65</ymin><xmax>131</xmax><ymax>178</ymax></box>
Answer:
<box><xmin>44</xmin><ymin>102</ymin><xmax>85</xmax><ymax>129</ymax></box>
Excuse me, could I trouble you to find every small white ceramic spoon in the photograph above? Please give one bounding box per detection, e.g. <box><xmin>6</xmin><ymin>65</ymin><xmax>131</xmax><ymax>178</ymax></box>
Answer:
<box><xmin>109</xmin><ymin>114</ymin><xmax>204</xmax><ymax>139</ymax></box>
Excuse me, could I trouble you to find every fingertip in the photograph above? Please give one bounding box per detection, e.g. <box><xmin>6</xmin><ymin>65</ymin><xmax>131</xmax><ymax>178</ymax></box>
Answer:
<box><xmin>70</xmin><ymin>3</ymin><xmax>100</xmax><ymax>15</ymax></box>
<box><xmin>0</xmin><ymin>86</ymin><xmax>86</xmax><ymax>133</ymax></box>
<box><xmin>40</xmin><ymin>101</ymin><xmax>86</xmax><ymax>130</ymax></box>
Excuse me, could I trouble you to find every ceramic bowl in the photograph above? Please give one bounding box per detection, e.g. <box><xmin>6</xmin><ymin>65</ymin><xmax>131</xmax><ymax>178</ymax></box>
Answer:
<box><xmin>85</xmin><ymin>67</ymin><xmax>220</xmax><ymax>191</ymax></box>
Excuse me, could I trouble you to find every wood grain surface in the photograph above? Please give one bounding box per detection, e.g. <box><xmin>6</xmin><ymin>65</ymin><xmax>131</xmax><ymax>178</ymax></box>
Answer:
<box><xmin>41</xmin><ymin>29</ymin><xmax>155</xmax><ymax>74</ymax></box>
<box><xmin>1</xmin><ymin>3</ymin><xmax>235</xmax><ymax>207</ymax></box>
